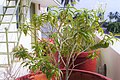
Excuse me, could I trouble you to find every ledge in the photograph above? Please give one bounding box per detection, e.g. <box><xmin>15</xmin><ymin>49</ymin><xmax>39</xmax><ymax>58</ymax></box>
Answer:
<box><xmin>96</xmin><ymin>33</ymin><xmax>120</xmax><ymax>54</ymax></box>
<box><xmin>109</xmin><ymin>40</ymin><xmax>120</xmax><ymax>53</ymax></box>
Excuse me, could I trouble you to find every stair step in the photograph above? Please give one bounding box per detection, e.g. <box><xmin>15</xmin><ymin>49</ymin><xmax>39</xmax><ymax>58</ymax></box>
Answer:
<box><xmin>3</xmin><ymin>5</ymin><xmax>28</xmax><ymax>9</ymax></box>
<box><xmin>0</xmin><ymin>52</ymin><xmax>13</xmax><ymax>55</ymax></box>
<box><xmin>0</xmin><ymin>22</ymin><xmax>17</xmax><ymax>24</ymax></box>
<box><xmin>0</xmin><ymin>41</ymin><xmax>17</xmax><ymax>43</ymax></box>
<box><xmin>3</xmin><ymin>6</ymin><xmax>16</xmax><ymax>8</ymax></box>
<box><xmin>7</xmin><ymin>0</ymin><xmax>16</xmax><ymax>1</ymax></box>
<box><xmin>0</xmin><ymin>14</ymin><xmax>14</xmax><ymax>16</ymax></box>
<box><xmin>0</xmin><ymin>52</ymin><xmax>8</xmax><ymax>55</ymax></box>
<box><xmin>0</xmin><ymin>64</ymin><xmax>9</xmax><ymax>68</ymax></box>
<box><xmin>0</xmin><ymin>31</ymin><xmax>18</xmax><ymax>33</ymax></box>
<box><xmin>0</xmin><ymin>13</ymin><xmax>24</xmax><ymax>16</ymax></box>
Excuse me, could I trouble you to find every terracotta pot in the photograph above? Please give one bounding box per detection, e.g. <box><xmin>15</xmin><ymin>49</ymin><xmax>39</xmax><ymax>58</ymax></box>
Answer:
<box><xmin>61</xmin><ymin>69</ymin><xmax>111</xmax><ymax>80</ymax></box>
<box><xmin>58</xmin><ymin>49</ymin><xmax>100</xmax><ymax>72</ymax></box>
<box><xmin>16</xmin><ymin>71</ymin><xmax>55</xmax><ymax>80</ymax></box>
<box><xmin>29</xmin><ymin>73</ymin><xmax>48</xmax><ymax>80</ymax></box>
<box><xmin>16</xmin><ymin>69</ymin><xmax>111</xmax><ymax>80</ymax></box>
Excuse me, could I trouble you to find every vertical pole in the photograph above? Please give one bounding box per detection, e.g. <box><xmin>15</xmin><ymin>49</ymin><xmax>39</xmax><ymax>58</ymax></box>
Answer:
<box><xmin>11</xmin><ymin>42</ymin><xmax>16</xmax><ymax>64</ymax></box>
<box><xmin>16</xmin><ymin>0</ymin><xmax>23</xmax><ymax>47</ymax></box>
<box><xmin>16</xmin><ymin>0</ymin><xmax>32</xmax><ymax>47</ymax></box>
<box><xmin>0</xmin><ymin>15</ymin><xmax>1</xmax><ymax>22</ymax></box>
<box><xmin>6</xmin><ymin>0</ymin><xmax>7</xmax><ymax>6</ymax></box>
<box><xmin>16</xmin><ymin>0</ymin><xmax>19</xmax><ymax>29</ymax></box>
<box><xmin>5</xmin><ymin>28</ymin><xmax>10</xmax><ymax>66</ymax></box>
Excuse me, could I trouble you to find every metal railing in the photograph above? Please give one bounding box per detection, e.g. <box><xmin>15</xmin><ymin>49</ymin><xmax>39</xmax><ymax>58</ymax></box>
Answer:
<box><xmin>0</xmin><ymin>0</ymin><xmax>14</xmax><ymax>25</ymax></box>
<box><xmin>53</xmin><ymin>0</ymin><xmax>61</xmax><ymax>6</ymax></box>
<box><xmin>16</xmin><ymin>0</ymin><xmax>32</xmax><ymax>47</ymax></box>
<box><xmin>0</xmin><ymin>0</ymin><xmax>32</xmax><ymax>66</ymax></box>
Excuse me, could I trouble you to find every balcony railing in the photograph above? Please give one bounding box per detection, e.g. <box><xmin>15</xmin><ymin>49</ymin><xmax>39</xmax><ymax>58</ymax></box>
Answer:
<box><xmin>53</xmin><ymin>0</ymin><xmax>61</xmax><ymax>6</ymax></box>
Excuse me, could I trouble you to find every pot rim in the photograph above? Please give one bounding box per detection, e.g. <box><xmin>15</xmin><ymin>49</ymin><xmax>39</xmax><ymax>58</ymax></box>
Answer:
<box><xmin>61</xmin><ymin>69</ymin><xmax>111</xmax><ymax>80</ymax></box>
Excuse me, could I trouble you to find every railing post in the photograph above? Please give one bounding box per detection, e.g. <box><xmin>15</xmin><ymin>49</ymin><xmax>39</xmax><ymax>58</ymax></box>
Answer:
<box><xmin>5</xmin><ymin>28</ymin><xmax>10</xmax><ymax>66</ymax></box>
<box><xmin>0</xmin><ymin>15</ymin><xmax>1</xmax><ymax>22</ymax></box>
<box><xmin>16</xmin><ymin>0</ymin><xmax>32</xmax><ymax>47</ymax></box>
<box><xmin>6</xmin><ymin>0</ymin><xmax>7</xmax><ymax>6</ymax></box>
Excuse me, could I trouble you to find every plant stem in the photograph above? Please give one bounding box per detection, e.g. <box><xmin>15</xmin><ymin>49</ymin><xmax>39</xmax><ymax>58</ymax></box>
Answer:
<box><xmin>65</xmin><ymin>59</ymin><xmax>69</xmax><ymax>80</ymax></box>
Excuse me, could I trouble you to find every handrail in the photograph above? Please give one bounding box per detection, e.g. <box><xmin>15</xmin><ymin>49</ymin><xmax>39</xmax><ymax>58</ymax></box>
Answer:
<box><xmin>0</xmin><ymin>0</ymin><xmax>32</xmax><ymax>68</ymax></box>
<box><xmin>4</xmin><ymin>0</ymin><xmax>32</xmax><ymax>65</ymax></box>
<box><xmin>7</xmin><ymin>0</ymin><xmax>20</xmax><ymax>30</ymax></box>
<box><xmin>53</xmin><ymin>0</ymin><xmax>61</xmax><ymax>6</ymax></box>
<box><xmin>3</xmin><ymin>0</ymin><xmax>20</xmax><ymax>65</ymax></box>
<box><xmin>0</xmin><ymin>0</ymin><xmax>32</xmax><ymax>47</ymax></box>
<box><xmin>16</xmin><ymin>0</ymin><xmax>32</xmax><ymax>47</ymax></box>
<box><xmin>5</xmin><ymin>28</ymin><xmax>10</xmax><ymax>66</ymax></box>
<box><xmin>0</xmin><ymin>0</ymin><xmax>13</xmax><ymax>25</ymax></box>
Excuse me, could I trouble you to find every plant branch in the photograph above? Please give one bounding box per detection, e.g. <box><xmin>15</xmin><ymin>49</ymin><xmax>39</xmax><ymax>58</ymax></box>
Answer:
<box><xmin>68</xmin><ymin>59</ymin><xmax>89</xmax><ymax>79</ymax></box>
<box><xmin>69</xmin><ymin>44</ymin><xmax>91</xmax><ymax>70</ymax></box>
<box><xmin>68</xmin><ymin>43</ymin><xmax>77</xmax><ymax>65</ymax></box>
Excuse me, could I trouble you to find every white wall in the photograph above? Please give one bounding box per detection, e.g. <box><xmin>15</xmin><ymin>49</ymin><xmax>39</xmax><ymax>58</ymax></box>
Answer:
<box><xmin>100</xmin><ymin>47</ymin><xmax>120</xmax><ymax>80</ymax></box>
<box><xmin>32</xmin><ymin>0</ymin><xmax>59</xmax><ymax>7</ymax></box>
<box><xmin>96</xmin><ymin>34</ymin><xmax>120</xmax><ymax>80</ymax></box>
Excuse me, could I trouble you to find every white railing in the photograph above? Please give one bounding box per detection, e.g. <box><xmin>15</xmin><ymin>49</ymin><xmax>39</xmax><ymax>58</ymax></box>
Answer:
<box><xmin>53</xmin><ymin>0</ymin><xmax>61</xmax><ymax>6</ymax></box>
<box><xmin>0</xmin><ymin>0</ymin><xmax>32</xmax><ymax>79</ymax></box>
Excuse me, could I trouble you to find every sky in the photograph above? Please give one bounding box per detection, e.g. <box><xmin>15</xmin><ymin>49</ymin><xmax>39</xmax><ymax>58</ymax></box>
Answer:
<box><xmin>74</xmin><ymin>0</ymin><xmax>120</xmax><ymax>19</ymax></box>
<box><xmin>0</xmin><ymin>0</ymin><xmax>120</xmax><ymax>20</ymax></box>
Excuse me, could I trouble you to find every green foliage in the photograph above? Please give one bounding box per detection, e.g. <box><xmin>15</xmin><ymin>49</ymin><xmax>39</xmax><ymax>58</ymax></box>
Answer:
<box><xmin>90</xmin><ymin>35</ymin><xmax>114</xmax><ymax>50</ymax></box>
<box><xmin>14</xmin><ymin>40</ymin><xmax>59</xmax><ymax>80</ymax></box>
<box><xmin>107</xmin><ymin>22</ymin><xmax>120</xmax><ymax>34</ymax></box>
<box><xmin>104</xmin><ymin>11</ymin><xmax>120</xmax><ymax>35</ymax></box>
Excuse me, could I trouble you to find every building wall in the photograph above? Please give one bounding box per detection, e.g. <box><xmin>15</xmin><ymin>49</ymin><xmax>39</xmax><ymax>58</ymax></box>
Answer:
<box><xmin>100</xmin><ymin>47</ymin><xmax>120</xmax><ymax>80</ymax></box>
<box><xmin>96</xmin><ymin>34</ymin><xmax>120</xmax><ymax>80</ymax></box>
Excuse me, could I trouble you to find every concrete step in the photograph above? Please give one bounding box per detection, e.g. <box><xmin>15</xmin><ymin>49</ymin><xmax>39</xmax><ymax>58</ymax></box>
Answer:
<box><xmin>7</xmin><ymin>0</ymin><xmax>16</xmax><ymax>1</ymax></box>
<box><xmin>0</xmin><ymin>52</ymin><xmax>13</xmax><ymax>55</ymax></box>
<box><xmin>3</xmin><ymin>5</ymin><xmax>28</xmax><ymax>9</ymax></box>
<box><xmin>0</xmin><ymin>64</ymin><xmax>9</xmax><ymax>68</ymax></box>
<box><xmin>0</xmin><ymin>22</ymin><xmax>17</xmax><ymax>24</ymax></box>
<box><xmin>0</xmin><ymin>14</ymin><xmax>14</xmax><ymax>16</ymax></box>
<box><xmin>0</xmin><ymin>31</ymin><xmax>18</xmax><ymax>33</ymax></box>
<box><xmin>3</xmin><ymin>6</ymin><xmax>16</xmax><ymax>9</ymax></box>
<box><xmin>0</xmin><ymin>41</ymin><xmax>17</xmax><ymax>43</ymax></box>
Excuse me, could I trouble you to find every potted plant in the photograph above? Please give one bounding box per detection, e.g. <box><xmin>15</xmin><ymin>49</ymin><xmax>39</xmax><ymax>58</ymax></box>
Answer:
<box><xmin>14</xmin><ymin>5</ymin><xmax>114</xmax><ymax>80</ymax></box>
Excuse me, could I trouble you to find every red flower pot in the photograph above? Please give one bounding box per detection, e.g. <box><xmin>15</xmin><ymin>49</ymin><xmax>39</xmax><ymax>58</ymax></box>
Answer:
<box><xmin>56</xmin><ymin>50</ymin><xmax>100</xmax><ymax>72</ymax></box>
<box><xmin>16</xmin><ymin>71</ymin><xmax>54</xmax><ymax>80</ymax></box>
<box><xmin>16</xmin><ymin>69</ymin><xmax>111</xmax><ymax>80</ymax></box>
<box><xmin>61</xmin><ymin>69</ymin><xmax>111</xmax><ymax>80</ymax></box>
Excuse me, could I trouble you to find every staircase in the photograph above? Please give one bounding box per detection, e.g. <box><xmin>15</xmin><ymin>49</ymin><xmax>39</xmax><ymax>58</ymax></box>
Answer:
<box><xmin>0</xmin><ymin>0</ymin><xmax>31</xmax><ymax>78</ymax></box>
